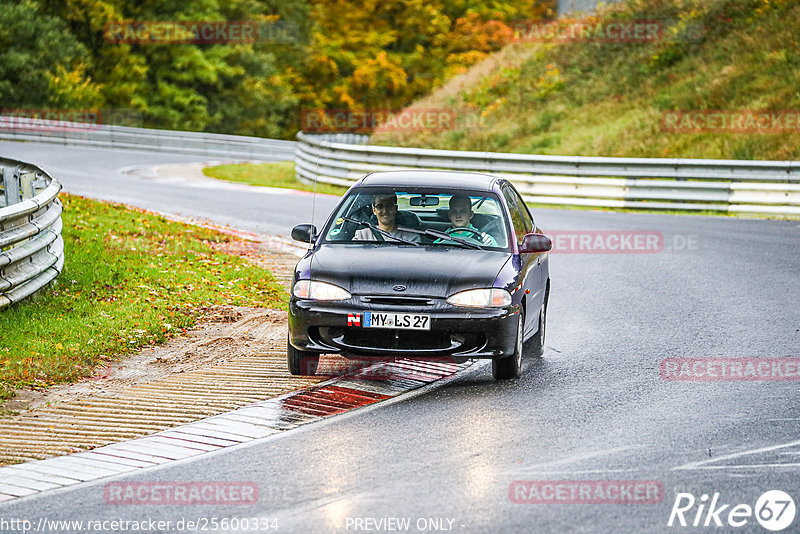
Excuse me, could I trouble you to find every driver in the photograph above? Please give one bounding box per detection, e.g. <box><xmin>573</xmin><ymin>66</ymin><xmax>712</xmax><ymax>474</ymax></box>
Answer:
<box><xmin>437</xmin><ymin>195</ymin><xmax>497</xmax><ymax>246</ymax></box>
<box><xmin>353</xmin><ymin>193</ymin><xmax>421</xmax><ymax>243</ymax></box>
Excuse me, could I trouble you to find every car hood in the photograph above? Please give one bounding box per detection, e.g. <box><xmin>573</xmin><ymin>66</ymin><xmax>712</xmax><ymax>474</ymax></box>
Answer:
<box><xmin>305</xmin><ymin>245</ymin><xmax>511</xmax><ymax>298</ymax></box>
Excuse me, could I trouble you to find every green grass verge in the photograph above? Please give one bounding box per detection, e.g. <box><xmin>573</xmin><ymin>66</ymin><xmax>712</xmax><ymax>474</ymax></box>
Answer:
<box><xmin>203</xmin><ymin>161</ymin><xmax>348</xmax><ymax>196</ymax></box>
<box><xmin>0</xmin><ymin>194</ymin><xmax>288</xmax><ymax>406</ymax></box>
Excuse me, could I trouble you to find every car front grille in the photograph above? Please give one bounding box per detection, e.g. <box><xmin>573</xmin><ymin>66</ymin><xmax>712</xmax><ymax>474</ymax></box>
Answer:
<box><xmin>312</xmin><ymin>326</ymin><xmax>486</xmax><ymax>355</ymax></box>
<box><xmin>344</xmin><ymin>329</ymin><xmax>452</xmax><ymax>350</ymax></box>
<box><xmin>359</xmin><ymin>296</ymin><xmax>434</xmax><ymax>306</ymax></box>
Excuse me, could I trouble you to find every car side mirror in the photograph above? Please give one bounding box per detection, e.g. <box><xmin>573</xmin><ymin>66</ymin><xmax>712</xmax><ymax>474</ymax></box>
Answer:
<box><xmin>519</xmin><ymin>233</ymin><xmax>552</xmax><ymax>253</ymax></box>
<box><xmin>291</xmin><ymin>224</ymin><xmax>318</xmax><ymax>243</ymax></box>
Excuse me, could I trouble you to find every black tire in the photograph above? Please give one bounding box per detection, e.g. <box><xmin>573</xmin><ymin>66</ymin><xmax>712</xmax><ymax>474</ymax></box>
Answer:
<box><xmin>492</xmin><ymin>312</ymin><xmax>523</xmax><ymax>380</ymax></box>
<box><xmin>287</xmin><ymin>338</ymin><xmax>319</xmax><ymax>376</ymax></box>
<box><xmin>526</xmin><ymin>304</ymin><xmax>546</xmax><ymax>357</ymax></box>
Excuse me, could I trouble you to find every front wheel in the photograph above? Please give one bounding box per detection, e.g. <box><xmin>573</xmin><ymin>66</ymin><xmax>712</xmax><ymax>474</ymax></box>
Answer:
<box><xmin>492</xmin><ymin>312</ymin><xmax>523</xmax><ymax>380</ymax></box>
<box><xmin>525</xmin><ymin>304</ymin><xmax>546</xmax><ymax>358</ymax></box>
<box><xmin>287</xmin><ymin>338</ymin><xmax>319</xmax><ymax>376</ymax></box>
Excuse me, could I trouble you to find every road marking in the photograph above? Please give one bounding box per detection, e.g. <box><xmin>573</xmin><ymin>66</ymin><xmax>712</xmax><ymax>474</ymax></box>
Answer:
<box><xmin>673</xmin><ymin>439</ymin><xmax>800</xmax><ymax>470</ymax></box>
<box><xmin>11</xmin><ymin>462</ymin><xmax>104</xmax><ymax>482</ymax></box>
<box><xmin>76</xmin><ymin>452</ymin><xmax>156</xmax><ymax>469</ymax></box>
<box><xmin>1</xmin><ymin>466</ymin><xmax>82</xmax><ymax>486</ymax></box>
<box><xmin>513</xmin><ymin>446</ymin><xmax>641</xmax><ymax>473</ymax></box>
<box><xmin>514</xmin><ymin>468</ymin><xmax>643</xmax><ymax>475</ymax></box>
<box><xmin>55</xmin><ymin>456</ymin><xmax>139</xmax><ymax>474</ymax></box>
<box><xmin>160</xmin><ymin>425</ymin><xmax>251</xmax><ymax>443</ymax></box>
<box><xmin>0</xmin><ymin>475</ymin><xmax>61</xmax><ymax>492</ymax></box>
<box><xmin>156</xmin><ymin>430</ymin><xmax>240</xmax><ymax>447</ymax></box>
<box><xmin>189</xmin><ymin>419</ymin><xmax>279</xmax><ymax>439</ymax></box>
<box><xmin>0</xmin><ymin>483</ymin><xmax>38</xmax><ymax>497</ymax></box>
<box><xmin>103</xmin><ymin>441</ymin><xmax>205</xmax><ymax>460</ymax></box>
<box><xmin>86</xmin><ymin>448</ymin><xmax>172</xmax><ymax>465</ymax></box>
<box><xmin>676</xmin><ymin>463</ymin><xmax>800</xmax><ymax>470</ymax></box>
<box><xmin>145</xmin><ymin>436</ymin><xmax>220</xmax><ymax>453</ymax></box>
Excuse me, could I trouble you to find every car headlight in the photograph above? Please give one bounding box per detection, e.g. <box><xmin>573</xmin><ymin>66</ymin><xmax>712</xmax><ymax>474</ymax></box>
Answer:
<box><xmin>293</xmin><ymin>280</ymin><xmax>351</xmax><ymax>300</ymax></box>
<box><xmin>446</xmin><ymin>288</ymin><xmax>512</xmax><ymax>308</ymax></box>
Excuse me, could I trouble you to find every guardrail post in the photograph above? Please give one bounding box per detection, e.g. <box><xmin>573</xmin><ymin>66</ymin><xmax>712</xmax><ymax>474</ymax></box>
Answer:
<box><xmin>20</xmin><ymin>171</ymin><xmax>35</xmax><ymax>200</ymax></box>
<box><xmin>2</xmin><ymin>166</ymin><xmax>21</xmax><ymax>207</ymax></box>
<box><xmin>32</xmin><ymin>172</ymin><xmax>48</xmax><ymax>194</ymax></box>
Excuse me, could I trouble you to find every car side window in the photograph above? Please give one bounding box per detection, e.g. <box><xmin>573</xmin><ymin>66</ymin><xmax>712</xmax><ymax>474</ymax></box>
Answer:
<box><xmin>502</xmin><ymin>186</ymin><xmax>530</xmax><ymax>244</ymax></box>
<box><xmin>512</xmin><ymin>187</ymin><xmax>534</xmax><ymax>232</ymax></box>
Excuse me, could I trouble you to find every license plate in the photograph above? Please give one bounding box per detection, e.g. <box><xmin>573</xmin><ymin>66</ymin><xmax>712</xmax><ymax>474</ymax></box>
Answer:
<box><xmin>363</xmin><ymin>312</ymin><xmax>430</xmax><ymax>330</ymax></box>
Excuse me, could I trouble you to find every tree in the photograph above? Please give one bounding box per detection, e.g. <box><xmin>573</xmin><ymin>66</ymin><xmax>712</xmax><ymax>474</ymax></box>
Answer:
<box><xmin>0</xmin><ymin>0</ymin><xmax>101</xmax><ymax>109</ymax></box>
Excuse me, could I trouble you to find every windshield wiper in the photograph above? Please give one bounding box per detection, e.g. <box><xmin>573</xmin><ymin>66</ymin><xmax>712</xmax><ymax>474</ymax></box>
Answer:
<box><xmin>341</xmin><ymin>217</ymin><xmax>421</xmax><ymax>246</ymax></box>
<box><xmin>396</xmin><ymin>226</ymin><xmax>483</xmax><ymax>250</ymax></box>
<box><xmin>425</xmin><ymin>228</ymin><xmax>483</xmax><ymax>250</ymax></box>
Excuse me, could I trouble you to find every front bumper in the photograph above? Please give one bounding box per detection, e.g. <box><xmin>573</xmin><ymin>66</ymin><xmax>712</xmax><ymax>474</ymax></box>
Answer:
<box><xmin>288</xmin><ymin>297</ymin><xmax>519</xmax><ymax>359</ymax></box>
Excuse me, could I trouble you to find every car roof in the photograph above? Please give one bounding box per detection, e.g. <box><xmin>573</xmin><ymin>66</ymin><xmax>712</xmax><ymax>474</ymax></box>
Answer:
<box><xmin>359</xmin><ymin>170</ymin><xmax>500</xmax><ymax>192</ymax></box>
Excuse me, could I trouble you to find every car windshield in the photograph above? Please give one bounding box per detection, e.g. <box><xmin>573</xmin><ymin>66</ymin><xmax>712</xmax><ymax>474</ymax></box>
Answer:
<box><xmin>322</xmin><ymin>187</ymin><xmax>510</xmax><ymax>250</ymax></box>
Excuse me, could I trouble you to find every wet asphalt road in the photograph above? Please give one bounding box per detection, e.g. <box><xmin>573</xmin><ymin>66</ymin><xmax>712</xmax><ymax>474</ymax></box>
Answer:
<box><xmin>0</xmin><ymin>141</ymin><xmax>336</xmax><ymax>237</ymax></box>
<box><xmin>1</xmin><ymin>141</ymin><xmax>799</xmax><ymax>533</ymax></box>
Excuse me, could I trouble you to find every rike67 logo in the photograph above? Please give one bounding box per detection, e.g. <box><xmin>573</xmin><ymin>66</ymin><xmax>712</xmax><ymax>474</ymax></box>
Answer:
<box><xmin>668</xmin><ymin>491</ymin><xmax>796</xmax><ymax>531</ymax></box>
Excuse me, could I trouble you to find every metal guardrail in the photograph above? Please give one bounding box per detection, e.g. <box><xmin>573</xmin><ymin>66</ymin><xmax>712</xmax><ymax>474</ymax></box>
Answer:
<box><xmin>0</xmin><ymin>158</ymin><xmax>64</xmax><ymax>310</ymax></box>
<box><xmin>295</xmin><ymin>133</ymin><xmax>800</xmax><ymax>216</ymax></box>
<box><xmin>0</xmin><ymin>116</ymin><xmax>296</xmax><ymax>161</ymax></box>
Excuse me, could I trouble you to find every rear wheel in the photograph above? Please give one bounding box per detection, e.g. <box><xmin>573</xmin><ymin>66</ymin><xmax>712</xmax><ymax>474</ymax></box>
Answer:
<box><xmin>287</xmin><ymin>338</ymin><xmax>319</xmax><ymax>376</ymax></box>
<box><xmin>492</xmin><ymin>312</ymin><xmax>523</xmax><ymax>380</ymax></box>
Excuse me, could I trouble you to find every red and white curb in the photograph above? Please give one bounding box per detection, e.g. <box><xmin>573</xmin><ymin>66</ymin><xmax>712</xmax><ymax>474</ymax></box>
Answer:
<box><xmin>0</xmin><ymin>358</ymin><xmax>472</xmax><ymax>503</ymax></box>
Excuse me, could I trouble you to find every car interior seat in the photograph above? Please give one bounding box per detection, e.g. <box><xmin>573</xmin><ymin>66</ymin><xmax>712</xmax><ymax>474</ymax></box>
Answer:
<box><xmin>477</xmin><ymin>216</ymin><xmax>505</xmax><ymax>247</ymax></box>
<box><xmin>365</xmin><ymin>209</ymin><xmax>423</xmax><ymax>230</ymax></box>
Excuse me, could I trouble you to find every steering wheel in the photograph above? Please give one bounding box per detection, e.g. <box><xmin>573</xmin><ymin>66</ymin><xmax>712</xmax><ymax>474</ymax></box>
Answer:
<box><xmin>447</xmin><ymin>226</ymin><xmax>485</xmax><ymax>240</ymax></box>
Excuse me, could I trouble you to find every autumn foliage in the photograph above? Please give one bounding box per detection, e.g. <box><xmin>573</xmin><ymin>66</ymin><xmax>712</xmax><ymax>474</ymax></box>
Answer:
<box><xmin>0</xmin><ymin>0</ymin><xmax>555</xmax><ymax>138</ymax></box>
